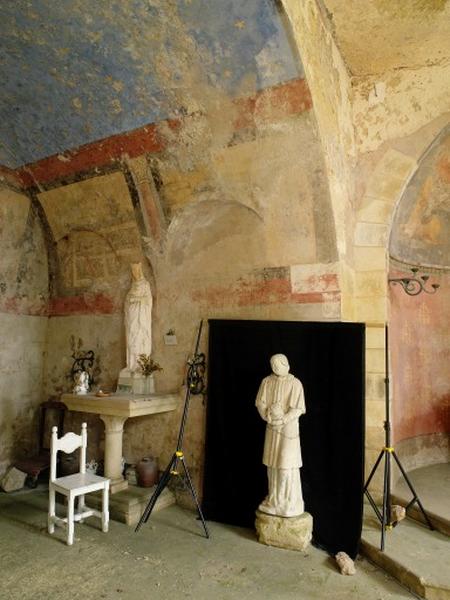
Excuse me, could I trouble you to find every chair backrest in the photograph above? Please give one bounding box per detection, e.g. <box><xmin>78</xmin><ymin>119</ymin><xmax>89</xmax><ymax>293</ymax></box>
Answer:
<box><xmin>50</xmin><ymin>422</ymin><xmax>87</xmax><ymax>481</ymax></box>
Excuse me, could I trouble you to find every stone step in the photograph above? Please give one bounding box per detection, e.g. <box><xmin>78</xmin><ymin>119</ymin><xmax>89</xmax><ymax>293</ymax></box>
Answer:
<box><xmin>391</xmin><ymin>492</ymin><xmax>450</xmax><ymax>537</ymax></box>
<box><xmin>87</xmin><ymin>484</ymin><xmax>175</xmax><ymax>526</ymax></box>
<box><xmin>360</xmin><ymin>508</ymin><xmax>450</xmax><ymax>600</ymax></box>
<box><xmin>391</xmin><ymin>463</ymin><xmax>450</xmax><ymax>538</ymax></box>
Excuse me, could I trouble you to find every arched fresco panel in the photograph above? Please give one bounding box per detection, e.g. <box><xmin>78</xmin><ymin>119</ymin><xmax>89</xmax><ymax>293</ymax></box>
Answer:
<box><xmin>390</xmin><ymin>125</ymin><xmax>450</xmax><ymax>270</ymax></box>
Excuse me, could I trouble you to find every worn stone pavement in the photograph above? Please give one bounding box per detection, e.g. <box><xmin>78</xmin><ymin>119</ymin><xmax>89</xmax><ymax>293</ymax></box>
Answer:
<box><xmin>0</xmin><ymin>489</ymin><xmax>420</xmax><ymax>600</ymax></box>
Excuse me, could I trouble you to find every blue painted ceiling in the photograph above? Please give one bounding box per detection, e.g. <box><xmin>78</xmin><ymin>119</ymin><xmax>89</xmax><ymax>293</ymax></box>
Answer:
<box><xmin>0</xmin><ymin>0</ymin><xmax>301</xmax><ymax>168</ymax></box>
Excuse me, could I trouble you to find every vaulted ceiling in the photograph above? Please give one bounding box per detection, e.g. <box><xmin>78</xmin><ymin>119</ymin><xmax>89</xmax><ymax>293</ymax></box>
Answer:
<box><xmin>0</xmin><ymin>0</ymin><xmax>301</xmax><ymax>168</ymax></box>
<box><xmin>321</xmin><ymin>0</ymin><xmax>450</xmax><ymax>76</ymax></box>
<box><xmin>2</xmin><ymin>0</ymin><xmax>449</xmax><ymax>171</ymax></box>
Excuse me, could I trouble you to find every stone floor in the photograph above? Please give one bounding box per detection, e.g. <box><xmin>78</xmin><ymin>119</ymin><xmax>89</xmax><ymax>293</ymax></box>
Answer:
<box><xmin>393</xmin><ymin>462</ymin><xmax>450</xmax><ymax>531</ymax></box>
<box><xmin>361</xmin><ymin>462</ymin><xmax>450</xmax><ymax>599</ymax></box>
<box><xmin>361</xmin><ymin>508</ymin><xmax>450</xmax><ymax>599</ymax></box>
<box><xmin>0</xmin><ymin>488</ymin><xmax>419</xmax><ymax>600</ymax></box>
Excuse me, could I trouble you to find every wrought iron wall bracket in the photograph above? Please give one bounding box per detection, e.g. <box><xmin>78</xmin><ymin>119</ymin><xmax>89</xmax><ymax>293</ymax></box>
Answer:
<box><xmin>388</xmin><ymin>267</ymin><xmax>439</xmax><ymax>296</ymax></box>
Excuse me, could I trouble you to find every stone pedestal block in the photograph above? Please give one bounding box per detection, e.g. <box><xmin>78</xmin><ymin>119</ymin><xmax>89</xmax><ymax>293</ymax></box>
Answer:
<box><xmin>87</xmin><ymin>484</ymin><xmax>175</xmax><ymax>526</ymax></box>
<box><xmin>255</xmin><ymin>510</ymin><xmax>313</xmax><ymax>551</ymax></box>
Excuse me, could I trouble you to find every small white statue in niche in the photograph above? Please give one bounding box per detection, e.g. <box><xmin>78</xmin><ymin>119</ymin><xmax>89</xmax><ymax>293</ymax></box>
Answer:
<box><xmin>73</xmin><ymin>370</ymin><xmax>90</xmax><ymax>395</ymax></box>
<box><xmin>118</xmin><ymin>262</ymin><xmax>153</xmax><ymax>393</ymax></box>
<box><xmin>256</xmin><ymin>353</ymin><xmax>306</xmax><ymax>517</ymax></box>
<box><xmin>125</xmin><ymin>262</ymin><xmax>153</xmax><ymax>373</ymax></box>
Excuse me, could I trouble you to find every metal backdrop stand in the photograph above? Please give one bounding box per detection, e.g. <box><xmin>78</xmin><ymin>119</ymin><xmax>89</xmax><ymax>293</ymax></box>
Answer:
<box><xmin>135</xmin><ymin>321</ymin><xmax>209</xmax><ymax>538</ymax></box>
<box><xmin>363</xmin><ymin>325</ymin><xmax>433</xmax><ymax>550</ymax></box>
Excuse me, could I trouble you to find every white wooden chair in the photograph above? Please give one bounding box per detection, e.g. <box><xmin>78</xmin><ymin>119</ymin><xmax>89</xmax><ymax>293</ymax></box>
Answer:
<box><xmin>48</xmin><ymin>422</ymin><xmax>110</xmax><ymax>545</ymax></box>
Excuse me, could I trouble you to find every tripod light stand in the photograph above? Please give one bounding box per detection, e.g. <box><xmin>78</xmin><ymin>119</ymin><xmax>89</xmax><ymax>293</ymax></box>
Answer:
<box><xmin>135</xmin><ymin>321</ymin><xmax>209</xmax><ymax>538</ymax></box>
<box><xmin>363</xmin><ymin>325</ymin><xmax>433</xmax><ymax>551</ymax></box>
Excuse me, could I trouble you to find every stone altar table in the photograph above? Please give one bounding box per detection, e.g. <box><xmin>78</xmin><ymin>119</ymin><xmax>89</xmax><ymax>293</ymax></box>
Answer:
<box><xmin>61</xmin><ymin>392</ymin><xmax>179</xmax><ymax>494</ymax></box>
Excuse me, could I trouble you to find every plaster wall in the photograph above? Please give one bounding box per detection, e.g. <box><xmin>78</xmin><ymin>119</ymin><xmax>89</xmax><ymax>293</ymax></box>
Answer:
<box><xmin>387</xmin><ymin>128</ymin><xmax>450</xmax><ymax>469</ymax></box>
<box><xmin>352</xmin><ymin>66</ymin><xmax>450</xmax><ymax>156</ymax></box>
<box><xmin>281</xmin><ymin>0</ymin><xmax>450</xmax><ymax>493</ymax></box>
<box><xmin>36</xmin><ymin>80</ymin><xmax>339</xmax><ymax>492</ymax></box>
<box><xmin>0</xmin><ymin>187</ymin><xmax>49</xmax><ymax>477</ymax></box>
<box><xmin>390</xmin><ymin>272</ymin><xmax>450</xmax><ymax>475</ymax></box>
<box><xmin>355</xmin><ymin>133</ymin><xmax>450</xmax><ymax>487</ymax></box>
<box><xmin>390</xmin><ymin>272</ymin><xmax>450</xmax><ymax>442</ymax></box>
<box><xmin>281</xmin><ymin>0</ymin><xmax>355</xmax><ymax>263</ymax></box>
<box><xmin>3</xmin><ymin>0</ymin><xmax>449</xmax><ymax>496</ymax></box>
<box><xmin>43</xmin><ymin>314</ymin><xmax>124</xmax><ymax>462</ymax></box>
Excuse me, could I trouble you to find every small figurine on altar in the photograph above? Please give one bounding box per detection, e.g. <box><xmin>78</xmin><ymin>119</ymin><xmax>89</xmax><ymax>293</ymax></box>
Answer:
<box><xmin>73</xmin><ymin>370</ymin><xmax>90</xmax><ymax>395</ymax></box>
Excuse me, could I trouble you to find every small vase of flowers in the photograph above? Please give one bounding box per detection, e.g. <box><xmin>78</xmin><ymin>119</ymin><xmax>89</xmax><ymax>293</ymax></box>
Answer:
<box><xmin>133</xmin><ymin>354</ymin><xmax>162</xmax><ymax>395</ymax></box>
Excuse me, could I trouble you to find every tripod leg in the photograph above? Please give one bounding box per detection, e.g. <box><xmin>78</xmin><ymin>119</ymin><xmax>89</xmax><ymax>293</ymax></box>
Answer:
<box><xmin>380</xmin><ymin>450</ymin><xmax>391</xmax><ymax>551</ymax></box>
<box><xmin>180</xmin><ymin>458</ymin><xmax>210</xmax><ymax>539</ymax></box>
<box><xmin>365</xmin><ymin>487</ymin><xmax>383</xmax><ymax>523</ymax></box>
<box><xmin>364</xmin><ymin>449</ymin><xmax>384</xmax><ymax>491</ymax></box>
<box><xmin>392</xmin><ymin>451</ymin><xmax>434</xmax><ymax>530</ymax></box>
<box><xmin>386</xmin><ymin>449</ymin><xmax>392</xmax><ymax>527</ymax></box>
<box><xmin>135</xmin><ymin>453</ymin><xmax>176</xmax><ymax>532</ymax></box>
<box><xmin>143</xmin><ymin>462</ymin><xmax>171</xmax><ymax>521</ymax></box>
<box><xmin>364</xmin><ymin>449</ymin><xmax>384</xmax><ymax>523</ymax></box>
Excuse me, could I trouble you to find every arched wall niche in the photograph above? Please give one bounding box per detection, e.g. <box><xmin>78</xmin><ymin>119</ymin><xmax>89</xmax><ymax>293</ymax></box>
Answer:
<box><xmin>389</xmin><ymin>124</ymin><xmax>450</xmax><ymax>271</ymax></box>
<box><xmin>388</xmin><ymin>126</ymin><xmax>450</xmax><ymax>472</ymax></box>
<box><xmin>36</xmin><ymin>170</ymin><xmax>153</xmax><ymax>399</ymax></box>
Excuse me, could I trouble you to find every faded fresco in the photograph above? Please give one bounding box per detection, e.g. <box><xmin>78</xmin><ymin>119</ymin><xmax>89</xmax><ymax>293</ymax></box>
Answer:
<box><xmin>0</xmin><ymin>188</ymin><xmax>48</xmax><ymax>314</ymax></box>
<box><xmin>390</xmin><ymin>126</ymin><xmax>450</xmax><ymax>269</ymax></box>
<box><xmin>0</xmin><ymin>0</ymin><xmax>301</xmax><ymax>168</ymax></box>
<box><xmin>38</xmin><ymin>172</ymin><xmax>144</xmax><ymax>295</ymax></box>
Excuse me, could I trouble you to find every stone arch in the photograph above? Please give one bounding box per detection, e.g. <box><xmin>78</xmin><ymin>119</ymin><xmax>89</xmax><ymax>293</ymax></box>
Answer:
<box><xmin>165</xmin><ymin>199</ymin><xmax>266</xmax><ymax>274</ymax></box>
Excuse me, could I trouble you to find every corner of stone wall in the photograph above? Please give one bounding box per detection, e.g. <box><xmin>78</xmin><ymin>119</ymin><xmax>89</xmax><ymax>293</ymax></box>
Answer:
<box><xmin>353</xmin><ymin>148</ymin><xmax>417</xmax><ymax>492</ymax></box>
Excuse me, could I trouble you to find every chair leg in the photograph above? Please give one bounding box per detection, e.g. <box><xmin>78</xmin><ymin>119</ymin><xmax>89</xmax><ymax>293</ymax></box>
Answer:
<box><xmin>78</xmin><ymin>494</ymin><xmax>85</xmax><ymax>523</ymax></box>
<box><xmin>67</xmin><ymin>493</ymin><xmax>75</xmax><ymax>546</ymax></box>
<box><xmin>48</xmin><ymin>486</ymin><xmax>56</xmax><ymax>535</ymax></box>
<box><xmin>102</xmin><ymin>484</ymin><xmax>109</xmax><ymax>533</ymax></box>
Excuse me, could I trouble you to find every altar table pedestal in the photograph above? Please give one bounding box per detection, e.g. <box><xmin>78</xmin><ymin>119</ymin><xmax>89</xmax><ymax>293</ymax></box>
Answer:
<box><xmin>61</xmin><ymin>392</ymin><xmax>179</xmax><ymax>494</ymax></box>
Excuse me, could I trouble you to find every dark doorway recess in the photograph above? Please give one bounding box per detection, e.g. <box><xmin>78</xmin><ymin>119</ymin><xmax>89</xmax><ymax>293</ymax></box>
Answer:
<box><xmin>202</xmin><ymin>319</ymin><xmax>365</xmax><ymax>558</ymax></box>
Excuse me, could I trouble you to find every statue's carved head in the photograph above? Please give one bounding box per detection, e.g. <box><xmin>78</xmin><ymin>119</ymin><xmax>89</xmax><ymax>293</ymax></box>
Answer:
<box><xmin>131</xmin><ymin>262</ymin><xmax>143</xmax><ymax>280</ymax></box>
<box><xmin>270</xmin><ymin>353</ymin><xmax>290</xmax><ymax>377</ymax></box>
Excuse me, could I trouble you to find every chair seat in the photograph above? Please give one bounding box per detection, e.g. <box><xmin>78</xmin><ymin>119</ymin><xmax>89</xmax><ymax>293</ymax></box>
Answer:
<box><xmin>52</xmin><ymin>472</ymin><xmax>109</xmax><ymax>492</ymax></box>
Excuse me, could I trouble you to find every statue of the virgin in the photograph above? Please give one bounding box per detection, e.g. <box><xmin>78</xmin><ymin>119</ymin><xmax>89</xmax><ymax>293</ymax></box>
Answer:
<box><xmin>124</xmin><ymin>262</ymin><xmax>153</xmax><ymax>372</ymax></box>
<box><xmin>118</xmin><ymin>263</ymin><xmax>153</xmax><ymax>391</ymax></box>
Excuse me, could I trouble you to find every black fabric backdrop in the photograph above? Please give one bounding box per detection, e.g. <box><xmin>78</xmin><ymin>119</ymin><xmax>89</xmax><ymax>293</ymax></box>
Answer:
<box><xmin>202</xmin><ymin>319</ymin><xmax>365</xmax><ymax>558</ymax></box>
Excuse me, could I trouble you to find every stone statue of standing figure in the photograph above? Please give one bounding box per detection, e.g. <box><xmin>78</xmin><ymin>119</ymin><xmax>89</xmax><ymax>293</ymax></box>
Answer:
<box><xmin>118</xmin><ymin>263</ymin><xmax>153</xmax><ymax>390</ymax></box>
<box><xmin>124</xmin><ymin>262</ymin><xmax>153</xmax><ymax>372</ymax></box>
<box><xmin>256</xmin><ymin>353</ymin><xmax>306</xmax><ymax>517</ymax></box>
